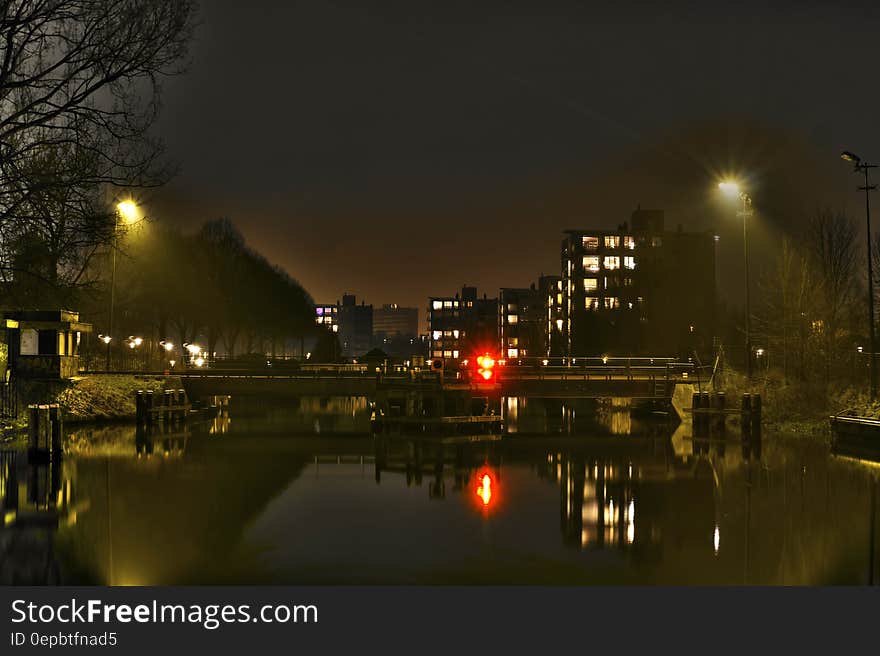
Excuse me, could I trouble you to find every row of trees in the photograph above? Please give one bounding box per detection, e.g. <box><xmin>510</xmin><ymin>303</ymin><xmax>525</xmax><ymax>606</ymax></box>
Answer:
<box><xmin>112</xmin><ymin>218</ymin><xmax>318</xmax><ymax>359</ymax></box>
<box><xmin>752</xmin><ymin>209</ymin><xmax>867</xmax><ymax>383</ymax></box>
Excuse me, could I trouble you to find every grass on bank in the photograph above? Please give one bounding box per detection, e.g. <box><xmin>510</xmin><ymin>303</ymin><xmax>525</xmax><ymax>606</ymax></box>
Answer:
<box><xmin>713</xmin><ymin>366</ymin><xmax>877</xmax><ymax>437</ymax></box>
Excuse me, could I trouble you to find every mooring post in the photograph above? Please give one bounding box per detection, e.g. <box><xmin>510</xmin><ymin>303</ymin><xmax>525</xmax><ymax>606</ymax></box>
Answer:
<box><xmin>28</xmin><ymin>404</ymin><xmax>40</xmax><ymax>452</ymax></box>
<box><xmin>146</xmin><ymin>390</ymin><xmax>154</xmax><ymax>425</ymax></box>
<box><xmin>49</xmin><ymin>404</ymin><xmax>62</xmax><ymax>455</ymax></box>
<box><xmin>751</xmin><ymin>393</ymin><xmax>762</xmax><ymax>431</ymax></box>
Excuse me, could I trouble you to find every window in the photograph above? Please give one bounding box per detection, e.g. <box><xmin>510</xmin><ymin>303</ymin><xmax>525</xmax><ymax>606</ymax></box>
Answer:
<box><xmin>443</xmin><ymin>350</ymin><xmax>453</xmax><ymax>358</ymax></box>
<box><xmin>507</xmin><ymin>314</ymin><xmax>519</xmax><ymax>324</ymax></box>
<box><xmin>623</xmin><ymin>236</ymin><xmax>635</xmax><ymax>250</ymax></box>
<box><xmin>624</xmin><ymin>256</ymin><xmax>636</xmax><ymax>270</ymax></box>
<box><xmin>623</xmin><ymin>277</ymin><xmax>634</xmax><ymax>287</ymax></box>
<box><xmin>452</xmin><ymin>350</ymin><xmax>459</xmax><ymax>359</ymax></box>
<box><xmin>651</xmin><ymin>236</ymin><xmax>662</xmax><ymax>247</ymax></box>
<box><xmin>583</xmin><ymin>256</ymin><xmax>600</xmax><ymax>272</ymax></box>
<box><xmin>432</xmin><ymin>300</ymin><xmax>443</xmax><ymax>310</ymax></box>
<box><xmin>443</xmin><ymin>300</ymin><xmax>453</xmax><ymax>309</ymax></box>
<box><xmin>582</xmin><ymin>236</ymin><xmax>599</xmax><ymax>250</ymax></box>
<box><xmin>556</xmin><ymin>319</ymin><xmax>564</xmax><ymax>331</ymax></box>
<box><xmin>585</xmin><ymin>297</ymin><xmax>599</xmax><ymax>310</ymax></box>
<box><xmin>432</xmin><ymin>350</ymin><xmax>443</xmax><ymax>358</ymax></box>
<box><xmin>507</xmin><ymin>303</ymin><xmax>518</xmax><ymax>311</ymax></box>
<box><xmin>604</xmin><ymin>256</ymin><xmax>620</xmax><ymax>270</ymax></box>
<box><xmin>584</xmin><ymin>278</ymin><xmax>598</xmax><ymax>292</ymax></box>
<box><xmin>452</xmin><ymin>329</ymin><xmax>459</xmax><ymax>339</ymax></box>
<box><xmin>604</xmin><ymin>235</ymin><xmax>620</xmax><ymax>249</ymax></box>
<box><xmin>604</xmin><ymin>297</ymin><xmax>620</xmax><ymax>309</ymax></box>
<box><xmin>507</xmin><ymin>348</ymin><xmax>519</xmax><ymax>358</ymax></box>
<box><xmin>509</xmin><ymin>337</ymin><xmax>519</xmax><ymax>346</ymax></box>
<box><xmin>432</xmin><ymin>330</ymin><xmax>442</xmax><ymax>340</ymax></box>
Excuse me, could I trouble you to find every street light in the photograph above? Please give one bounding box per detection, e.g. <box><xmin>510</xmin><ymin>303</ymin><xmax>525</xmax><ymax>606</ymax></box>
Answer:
<box><xmin>841</xmin><ymin>150</ymin><xmax>878</xmax><ymax>399</ymax></box>
<box><xmin>718</xmin><ymin>181</ymin><xmax>754</xmax><ymax>379</ymax></box>
<box><xmin>107</xmin><ymin>199</ymin><xmax>140</xmax><ymax>371</ymax></box>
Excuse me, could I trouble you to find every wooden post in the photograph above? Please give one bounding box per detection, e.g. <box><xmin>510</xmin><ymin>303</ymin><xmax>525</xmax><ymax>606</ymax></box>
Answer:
<box><xmin>49</xmin><ymin>404</ymin><xmax>62</xmax><ymax>455</ymax></box>
<box><xmin>28</xmin><ymin>404</ymin><xmax>39</xmax><ymax>451</ymax></box>
<box><xmin>146</xmin><ymin>390</ymin><xmax>154</xmax><ymax>425</ymax></box>
<box><xmin>136</xmin><ymin>390</ymin><xmax>145</xmax><ymax>425</ymax></box>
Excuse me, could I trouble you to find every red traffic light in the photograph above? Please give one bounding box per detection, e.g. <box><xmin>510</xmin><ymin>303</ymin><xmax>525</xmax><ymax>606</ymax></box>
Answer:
<box><xmin>475</xmin><ymin>352</ymin><xmax>496</xmax><ymax>382</ymax></box>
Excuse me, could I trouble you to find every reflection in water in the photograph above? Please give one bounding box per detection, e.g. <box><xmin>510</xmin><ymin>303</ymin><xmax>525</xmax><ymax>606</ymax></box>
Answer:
<box><xmin>1</xmin><ymin>396</ymin><xmax>879</xmax><ymax>585</ymax></box>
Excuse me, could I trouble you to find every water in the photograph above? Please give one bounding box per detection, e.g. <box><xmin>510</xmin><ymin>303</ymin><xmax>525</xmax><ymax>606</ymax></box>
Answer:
<box><xmin>1</xmin><ymin>397</ymin><xmax>878</xmax><ymax>585</ymax></box>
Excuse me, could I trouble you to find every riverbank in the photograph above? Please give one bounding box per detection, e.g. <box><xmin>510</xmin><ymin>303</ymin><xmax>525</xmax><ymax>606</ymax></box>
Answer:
<box><xmin>2</xmin><ymin>374</ymin><xmax>167</xmax><ymax>440</ymax></box>
<box><xmin>712</xmin><ymin>368</ymin><xmax>874</xmax><ymax>439</ymax></box>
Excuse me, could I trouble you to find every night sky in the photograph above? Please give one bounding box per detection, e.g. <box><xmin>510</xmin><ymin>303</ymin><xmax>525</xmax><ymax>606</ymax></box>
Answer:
<box><xmin>149</xmin><ymin>0</ymin><xmax>880</xmax><ymax>327</ymax></box>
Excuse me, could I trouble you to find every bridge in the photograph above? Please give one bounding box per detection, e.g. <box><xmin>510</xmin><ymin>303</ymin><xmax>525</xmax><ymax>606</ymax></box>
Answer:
<box><xmin>94</xmin><ymin>357</ymin><xmax>705</xmax><ymax>401</ymax></box>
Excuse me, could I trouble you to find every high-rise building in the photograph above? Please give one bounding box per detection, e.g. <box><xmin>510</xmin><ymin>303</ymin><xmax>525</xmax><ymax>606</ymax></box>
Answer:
<box><xmin>560</xmin><ymin>208</ymin><xmax>715</xmax><ymax>358</ymax></box>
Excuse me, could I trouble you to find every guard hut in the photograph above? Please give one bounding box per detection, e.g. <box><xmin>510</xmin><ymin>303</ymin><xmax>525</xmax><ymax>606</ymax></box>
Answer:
<box><xmin>3</xmin><ymin>310</ymin><xmax>92</xmax><ymax>380</ymax></box>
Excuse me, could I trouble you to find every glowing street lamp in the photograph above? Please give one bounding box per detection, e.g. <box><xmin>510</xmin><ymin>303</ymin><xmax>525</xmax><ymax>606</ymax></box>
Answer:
<box><xmin>718</xmin><ymin>180</ymin><xmax>754</xmax><ymax>379</ymax></box>
<box><xmin>841</xmin><ymin>150</ymin><xmax>877</xmax><ymax>399</ymax></box>
<box><xmin>107</xmin><ymin>199</ymin><xmax>141</xmax><ymax>371</ymax></box>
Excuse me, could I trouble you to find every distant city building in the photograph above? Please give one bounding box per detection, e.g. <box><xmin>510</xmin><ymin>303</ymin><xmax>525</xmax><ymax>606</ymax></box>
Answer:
<box><xmin>314</xmin><ymin>304</ymin><xmax>339</xmax><ymax>333</ymax></box>
<box><xmin>428</xmin><ymin>286</ymin><xmax>498</xmax><ymax>361</ymax></box>
<box><xmin>373</xmin><ymin>304</ymin><xmax>418</xmax><ymax>339</ymax></box>
<box><xmin>338</xmin><ymin>293</ymin><xmax>373</xmax><ymax>357</ymax></box>
<box><xmin>560</xmin><ymin>208</ymin><xmax>715</xmax><ymax>358</ymax></box>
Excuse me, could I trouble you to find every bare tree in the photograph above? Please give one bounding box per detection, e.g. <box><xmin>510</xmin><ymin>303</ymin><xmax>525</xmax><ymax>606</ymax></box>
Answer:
<box><xmin>808</xmin><ymin>209</ymin><xmax>859</xmax><ymax>379</ymax></box>
<box><xmin>0</xmin><ymin>0</ymin><xmax>198</xmax><ymax>301</ymax></box>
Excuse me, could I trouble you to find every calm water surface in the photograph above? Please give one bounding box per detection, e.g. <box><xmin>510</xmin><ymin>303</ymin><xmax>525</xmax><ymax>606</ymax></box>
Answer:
<box><xmin>2</xmin><ymin>397</ymin><xmax>878</xmax><ymax>585</ymax></box>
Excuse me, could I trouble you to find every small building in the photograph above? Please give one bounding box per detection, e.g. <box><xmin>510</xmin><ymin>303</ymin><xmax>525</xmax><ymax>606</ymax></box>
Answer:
<box><xmin>3</xmin><ymin>310</ymin><xmax>92</xmax><ymax>379</ymax></box>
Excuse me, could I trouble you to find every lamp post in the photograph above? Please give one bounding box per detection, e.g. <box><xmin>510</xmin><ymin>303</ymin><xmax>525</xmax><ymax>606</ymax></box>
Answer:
<box><xmin>106</xmin><ymin>200</ymin><xmax>139</xmax><ymax>371</ymax></box>
<box><xmin>841</xmin><ymin>151</ymin><xmax>877</xmax><ymax>399</ymax></box>
<box><xmin>719</xmin><ymin>182</ymin><xmax>754</xmax><ymax>379</ymax></box>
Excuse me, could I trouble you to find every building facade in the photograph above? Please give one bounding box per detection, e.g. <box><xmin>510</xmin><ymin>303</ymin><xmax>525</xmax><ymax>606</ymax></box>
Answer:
<box><xmin>499</xmin><ymin>285</ymin><xmax>545</xmax><ymax>360</ymax></box>
<box><xmin>561</xmin><ymin>208</ymin><xmax>715</xmax><ymax>358</ymax></box>
<box><xmin>428</xmin><ymin>286</ymin><xmax>498</xmax><ymax>362</ymax></box>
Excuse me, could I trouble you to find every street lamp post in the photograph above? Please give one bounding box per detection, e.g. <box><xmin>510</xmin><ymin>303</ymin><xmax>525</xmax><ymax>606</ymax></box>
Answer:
<box><xmin>841</xmin><ymin>151</ymin><xmax>877</xmax><ymax>399</ymax></box>
<box><xmin>719</xmin><ymin>182</ymin><xmax>754</xmax><ymax>379</ymax></box>
<box><xmin>107</xmin><ymin>200</ymin><xmax>139</xmax><ymax>371</ymax></box>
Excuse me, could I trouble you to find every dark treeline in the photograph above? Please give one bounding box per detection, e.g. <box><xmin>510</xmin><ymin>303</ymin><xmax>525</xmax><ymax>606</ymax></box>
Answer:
<box><xmin>749</xmin><ymin>208</ymin><xmax>867</xmax><ymax>386</ymax></box>
<box><xmin>112</xmin><ymin>217</ymin><xmax>317</xmax><ymax>358</ymax></box>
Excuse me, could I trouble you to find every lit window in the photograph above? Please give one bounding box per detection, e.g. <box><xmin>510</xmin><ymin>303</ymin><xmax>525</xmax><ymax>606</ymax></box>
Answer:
<box><xmin>432</xmin><ymin>300</ymin><xmax>442</xmax><ymax>310</ymax></box>
<box><xmin>623</xmin><ymin>236</ymin><xmax>635</xmax><ymax>250</ymax></box>
<box><xmin>583</xmin><ymin>256</ymin><xmax>600</xmax><ymax>272</ymax></box>
<box><xmin>604</xmin><ymin>235</ymin><xmax>620</xmax><ymax>249</ymax></box>
<box><xmin>453</xmin><ymin>300</ymin><xmax>459</xmax><ymax>308</ymax></box>
<box><xmin>604</xmin><ymin>256</ymin><xmax>620</xmax><ymax>270</ymax></box>
<box><xmin>507</xmin><ymin>314</ymin><xmax>518</xmax><ymax>324</ymax></box>
<box><xmin>583</xmin><ymin>236</ymin><xmax>599</xmax><ymax>250</ymax></box>
<box><xmin>624</xmin><ymin>277</ymin><xmax>634</xmax><ymax>287</ymax></box>
<box><xmin>509</xmin><ymin>337</ymin><xmax>518</xmax><ymax>346</ymax></box>
<box><xmin>443</xmin><ymin>350</ymin><xmax>453</xmax><ymax>358</ymax></box>
<box><xmin>584</xmin><ymin>278</ymin><xmax>598</xmax><ymax>292</ymax></box>
<box><xmin>556</xmin><ymin>293</ymin><xmax>562</xmax><ymax>304</ymax></box>
<box><xmin>624</xmin><ymin>256</ymin><xmax>636</xmax><ymax>270</ymax></box>
<box><xmin>557</xmin><ymin>280</ymin><xmax>563</xmax><ymax>290</ymax></box>
<box><xmin>605</xmin><ymin>297</ymin><xmax>620</xmax><ymax>309</ymax></box>
<box><xmin>556</xmin><ymin>319</ymin><xmax>563</xmax><ymax>331</ymax></box>
<box><xmin>452</xmin><ymin>329</ymin><xmax>459</xmax><ymax>338</ymax></box>
<box><xmin>548</xmin><ymin>295</ymin><xmax>553</xmax><ymax>306</ymax></box>
<box><xmin>443</xmin><ymin>330</ymin><xmax>453</xmax><ymax>337</ymax></box>
<box><xmin>443</xmin><ymin>300</ymin><xmax>453</xmax><ymax>308</ymax></box>
<box><xmin>432</xmin><ymin>350</ymin><xmax>443</xmax><ymax>358</ymax></box>
<box><xmin>432</xmin><ymin>330</ymin><xmax>442</xmax><ymax>340</ymax></box>
<box><xmin>507</xmin><ymin>348</ymin><xmax>519</xmax><ymax>358</ymax></box>
<box><xmin>332</xmin><ymin>325</ymin><xmax>338</xmax><ymax>332</ymax></box>
<box><xmin>585</xmin><ymin>297</ymin><xmax>599</xmax><ymax>310</ymax></box>
<box><xmin>452</xmin><ymin>350</ymin><xmax>459</xmax><ymax>358</ymax></box>
<box><xmin>466</xmin><ymin>301</ymin><xmax>473</xmax><ymax>307</ymax></box>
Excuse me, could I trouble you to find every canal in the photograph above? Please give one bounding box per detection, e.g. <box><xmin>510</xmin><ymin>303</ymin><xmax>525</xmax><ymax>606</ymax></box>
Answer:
<box><xmin>1</xmin><ymin>397</ymin><xmax>878</xmax><ymax>585</ymax></box>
